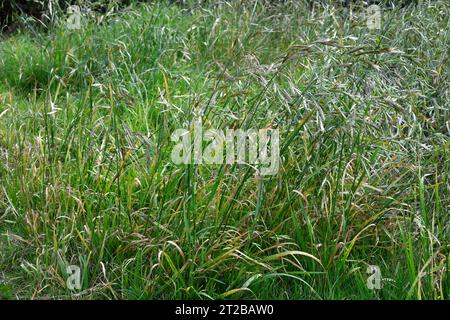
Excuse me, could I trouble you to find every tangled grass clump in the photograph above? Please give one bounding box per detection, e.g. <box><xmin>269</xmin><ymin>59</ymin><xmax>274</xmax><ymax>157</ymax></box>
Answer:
<box><xmin>0</xmin><ymin>0</ymin><xmax>448</xmax><ymax>299</ymax></box>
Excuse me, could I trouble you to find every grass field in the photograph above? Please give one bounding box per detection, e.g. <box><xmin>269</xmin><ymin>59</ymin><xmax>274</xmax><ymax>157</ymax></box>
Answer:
<box><xmin>0</xmin><ymin>0</ymin><xmax>448</xmax><ymax>300</ymax></box>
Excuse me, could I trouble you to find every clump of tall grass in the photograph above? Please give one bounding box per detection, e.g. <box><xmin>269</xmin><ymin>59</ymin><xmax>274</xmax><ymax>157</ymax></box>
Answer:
<box><xmin>0</xmin><ymin>0</ymin><xmax>448</xmax><ymax>299</ymax></box>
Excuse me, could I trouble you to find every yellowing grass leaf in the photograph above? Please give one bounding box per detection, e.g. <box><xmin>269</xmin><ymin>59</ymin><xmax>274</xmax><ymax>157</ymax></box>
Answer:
<box><xmin>219</xmin><ymin>287</ymin><xmax>253</xmax><ymax>299</ymax></box>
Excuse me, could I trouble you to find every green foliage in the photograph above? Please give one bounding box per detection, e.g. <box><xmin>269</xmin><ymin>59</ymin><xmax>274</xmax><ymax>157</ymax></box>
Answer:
<box><xmin>0</xmin><ymin>0</ymin><xmax>448</xmax><ymax>300</ymax></box>
<box><xmin>0</xmin><ymin>0</ymin><xmax>151</xmax><ymax>31</ymax></box>
<box><xmin>0</xmin><ymin>284</ymin><xmax>13</xmax><ymax>300</ymax></box>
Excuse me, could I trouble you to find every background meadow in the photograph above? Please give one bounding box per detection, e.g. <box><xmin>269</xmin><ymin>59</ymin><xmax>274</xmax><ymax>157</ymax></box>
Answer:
<box><xmin>0</xmin><ymin>0</ymin><xmax>448</xmax><ymax>299</ymax></box>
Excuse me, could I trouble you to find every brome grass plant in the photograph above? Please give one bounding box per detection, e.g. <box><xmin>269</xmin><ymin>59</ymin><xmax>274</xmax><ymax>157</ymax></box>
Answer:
<box><xmin>0</xmin><ymin>0</ymin><xmax>448</xmax><ymax>299</ymax></box>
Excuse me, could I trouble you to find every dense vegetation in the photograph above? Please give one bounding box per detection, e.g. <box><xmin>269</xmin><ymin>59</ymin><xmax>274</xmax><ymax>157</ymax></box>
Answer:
<box><xmin>0</xmin><ymin>0</ymin><xmax>448</xmax><ymax>299</ymax></box>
